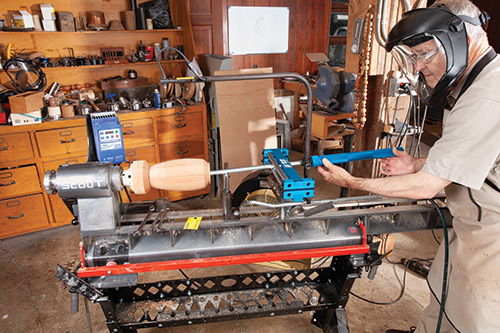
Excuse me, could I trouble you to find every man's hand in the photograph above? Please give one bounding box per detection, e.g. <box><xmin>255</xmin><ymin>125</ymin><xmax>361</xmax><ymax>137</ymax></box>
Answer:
<box><xmin>317</xmin><ymin>158</ymin><xmax>355</xmax><ymax>187</ymax></box>
<box><xmin>378</xmin><ymin>146</ymin><xmax>423</xmax><ymax>176</ymax></box>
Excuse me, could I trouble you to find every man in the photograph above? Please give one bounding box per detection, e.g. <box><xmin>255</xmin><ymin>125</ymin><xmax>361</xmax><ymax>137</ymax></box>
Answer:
<box><xmin>318</xmin><ymin>0</ymin><xmax>500</xmax><ymax>332</ymax></box>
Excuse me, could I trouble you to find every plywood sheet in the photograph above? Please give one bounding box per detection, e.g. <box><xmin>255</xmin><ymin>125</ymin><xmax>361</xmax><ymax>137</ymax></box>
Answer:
<box><xmin>215</xmin><ymin>67</ymin><xmax>277</xmax><ymax>192</ymax></box>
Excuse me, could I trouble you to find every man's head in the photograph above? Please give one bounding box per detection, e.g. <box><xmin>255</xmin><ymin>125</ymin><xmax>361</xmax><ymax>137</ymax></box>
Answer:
<box><xmin>385</xmin><ymin>0</ymin><xmax>489</xmax><ymax>109</ymax></box>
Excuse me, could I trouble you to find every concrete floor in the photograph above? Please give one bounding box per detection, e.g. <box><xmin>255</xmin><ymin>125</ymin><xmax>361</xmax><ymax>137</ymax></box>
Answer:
<box><xmin>0</xmin><ymin>155</ymin><xmax>443</xmax><ymax>333</ymax></box>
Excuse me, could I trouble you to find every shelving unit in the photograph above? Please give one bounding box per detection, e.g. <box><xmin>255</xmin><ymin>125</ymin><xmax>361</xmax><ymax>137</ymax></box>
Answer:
<box><xmin>0</xmin><ymin>0</ymin><xmax>196</xmax><ymax>86</ymax></box>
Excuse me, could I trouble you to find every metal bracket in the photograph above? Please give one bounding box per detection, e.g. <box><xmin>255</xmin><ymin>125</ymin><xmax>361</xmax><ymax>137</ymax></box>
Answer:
<box><xmin>56</xmin><ymin>265</ymin><xmax>104</xmax><ymax>302</ymax></box>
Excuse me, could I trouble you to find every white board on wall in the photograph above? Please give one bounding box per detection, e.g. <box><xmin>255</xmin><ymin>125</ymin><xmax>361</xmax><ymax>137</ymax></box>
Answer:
<box><xmin>228</xmin><ymin>6</ymin><xmax>289</xmax><ymax>55</ymax></box>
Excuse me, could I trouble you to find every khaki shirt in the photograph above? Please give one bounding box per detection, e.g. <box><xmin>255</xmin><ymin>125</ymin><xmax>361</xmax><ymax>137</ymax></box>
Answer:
<box><xmin>422</xmin><ymin>50</ymin><xmax>500</xmax><ymax>332</ymax></box>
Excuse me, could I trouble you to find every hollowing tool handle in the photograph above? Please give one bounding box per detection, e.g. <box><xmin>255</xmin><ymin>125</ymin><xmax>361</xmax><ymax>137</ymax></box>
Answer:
<box><xmin>310</xmin><ymin>147</ymin><xmax>403</xmax><ymax>168</ymax></box>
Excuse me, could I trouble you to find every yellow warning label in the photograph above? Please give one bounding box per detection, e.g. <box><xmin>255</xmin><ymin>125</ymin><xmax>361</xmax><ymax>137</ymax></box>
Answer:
<box><xmin>184</xmin><ymin>217</ymin><xmax>202</xmax><ymax>230</ymax></box>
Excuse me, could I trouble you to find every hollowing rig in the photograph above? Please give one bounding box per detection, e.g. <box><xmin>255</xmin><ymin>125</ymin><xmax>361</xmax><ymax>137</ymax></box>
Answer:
<box><xmin>48</xmin><ymin>72</ymin><xmax>450</xmax><ymax>333</ymax></box>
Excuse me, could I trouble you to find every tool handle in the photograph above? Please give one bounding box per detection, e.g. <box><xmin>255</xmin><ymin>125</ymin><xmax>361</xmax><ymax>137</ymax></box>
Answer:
<box><xmin>310</xmin><ymin>147</ymin><xmax>403</xmax><ymax>167</ymax></box>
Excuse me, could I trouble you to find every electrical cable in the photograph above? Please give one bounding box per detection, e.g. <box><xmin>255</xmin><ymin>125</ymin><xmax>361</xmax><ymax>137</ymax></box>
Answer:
<box><xmin>431</xmin><ymin>229</ymin><xmax>441</xmax><ymax>245</ymax></box>
<box><xmin>350</xmin><ymin>257</ymin><xmax>412</xmax><ymax>305</ymax></box>
<box><xmin>157</xmin><ymin>46</ymin><xmax>205</xmax><ymax>82</ymax></box>
<box><xmin>428</xmin><ymin>199</ymin><xmax>449</xmax><ymax>333</ymax></box>
<box><xmin>124</xmin><ymin>186</ymin><xmax>132</xmax><ymax>203</ymax></box>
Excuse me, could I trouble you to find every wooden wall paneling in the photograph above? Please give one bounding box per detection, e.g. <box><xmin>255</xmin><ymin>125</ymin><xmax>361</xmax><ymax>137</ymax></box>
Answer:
<box><xmin>188</xmin><ymin>0</ymin><xmax>216</xmax><ymax>55</ymax></box>
<box><xmin>220</xmin><ymin>0</ymin><xmax>329</xmax><ymax>73</ymax></box>
<box><xmin>192</xmin><ymin>25</ymin><xmax>213</xmax><ymax>55</ymax></box>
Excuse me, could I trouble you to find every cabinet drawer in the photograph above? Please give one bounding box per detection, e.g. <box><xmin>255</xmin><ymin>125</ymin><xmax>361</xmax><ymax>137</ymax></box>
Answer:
<box><xmin>157</xmin><ymin>112</ymin><xmax>203</xmax><ymax>144</ymax></box>
<box><xmin>43</xmin><ymin>155</ymin><xmax>88</xmax><ymax>173</ymax></box>
<box><xmin>0</xmin><ymin>194</ymin><xmax>49</xmax><ymax>238</ymax></box>
<box><xmin>159</xmin><ymin>138</ymin><xmax>206</xmax><ymax>161</ymax></box>
<box><xmin>123</xmin><ymin>146</ymin><xmax>156</xmax><ymax>165</ymax></box>
<box><xmin>120</xmin><ymin>118</ymin><xmax>155</xmax><ymax>148</ymax></box>
<box><xmin>0</xmin><ymin>165</ymin><xmax>40</xmax><ymax>199</ymax></box>
<box><xmin>43</xmin><ymin>156</ymin><xmax>87</xmax><ymax>225</ymax></box>
<box><xmin>36</xmin><ymin>126</ymin><xmax>88</xmax><ymax>157</ymax></box>
<box><xmin>0</xmin><ymin>133</ymin><xmax>34</xmax><ymax>163</ymax></box>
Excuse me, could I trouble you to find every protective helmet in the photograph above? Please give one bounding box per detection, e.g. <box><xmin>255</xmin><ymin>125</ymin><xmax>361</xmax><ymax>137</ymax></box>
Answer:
<box><xmin>385</xmin><ymin>5</ymin><xmax>489</xmax><ymax>112</ymax></box>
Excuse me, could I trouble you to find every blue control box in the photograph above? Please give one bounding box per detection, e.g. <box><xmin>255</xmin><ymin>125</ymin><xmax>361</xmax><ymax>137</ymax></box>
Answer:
<box><xmin>91</xmin><ymin>112</ymin><xmax>126</xmax><ymax>164</ymax></box>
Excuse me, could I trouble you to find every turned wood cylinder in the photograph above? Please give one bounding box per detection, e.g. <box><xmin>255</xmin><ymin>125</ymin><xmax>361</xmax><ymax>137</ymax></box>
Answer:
<box><xmin>129</xmin><ymin>159</ymin><xmax>210</xmax><ymax>194</ymax></box>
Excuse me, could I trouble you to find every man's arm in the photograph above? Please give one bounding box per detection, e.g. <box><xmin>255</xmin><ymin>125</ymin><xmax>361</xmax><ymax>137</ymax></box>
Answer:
<box><xmin>318</xmin><ymin>159</ymin><xmax>450</xmax><ymax>199</ymax></box>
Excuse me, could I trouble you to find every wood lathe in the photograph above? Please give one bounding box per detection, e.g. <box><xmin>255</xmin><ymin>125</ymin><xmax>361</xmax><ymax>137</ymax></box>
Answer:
<box><xmin>47</xmin><ymin>72</ymin><xmax>450</xmax><ymax>333</ymax></box>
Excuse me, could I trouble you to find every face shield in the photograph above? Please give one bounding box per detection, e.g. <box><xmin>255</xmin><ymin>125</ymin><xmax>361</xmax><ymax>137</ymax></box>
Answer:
<box><xmin>390</xmin><ymin>35</ymin><xmax>448</xmax><ymax>105</ymax></box>
<box><xmin>385</xmin><ymin>7</ymin><xmax>470</xmax><ymax>113</ymax></box>
<box><xmin>3</xmin><ymin>58</ymin><xmax>47</xmax><ymax>93</ymax></box>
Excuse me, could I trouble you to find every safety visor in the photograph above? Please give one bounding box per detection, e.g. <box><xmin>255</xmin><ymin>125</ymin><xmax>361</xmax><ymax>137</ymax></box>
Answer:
<box><xmin>390</xmin><ymin>35</ymin><xmax>447</xmax><ymax>105</ymax></box>
<box><xmin>4</xmin><ymin>59</ymin><xmax>42</xmax><ymax>91</ymax></box>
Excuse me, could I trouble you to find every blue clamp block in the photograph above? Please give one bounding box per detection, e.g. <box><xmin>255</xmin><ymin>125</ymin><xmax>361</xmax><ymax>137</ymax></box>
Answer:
<box><xmin>263</xmin><ymin>149</ymin><xmax>315</xmax><ymax>202</ymax></box>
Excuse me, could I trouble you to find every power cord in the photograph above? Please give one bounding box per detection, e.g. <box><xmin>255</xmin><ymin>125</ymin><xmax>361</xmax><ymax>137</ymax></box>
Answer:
<box><xmin>428</xmin><ymin>199</ymin><xmax>449</xmax><ymax>333</ymax></box>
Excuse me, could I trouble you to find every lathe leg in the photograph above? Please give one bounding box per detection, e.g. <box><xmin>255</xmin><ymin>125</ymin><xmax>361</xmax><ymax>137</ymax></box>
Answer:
<box><xmin>311</xmin><ymin>256</ymin><xmax>359</xmax><ymax>333</ymax></box>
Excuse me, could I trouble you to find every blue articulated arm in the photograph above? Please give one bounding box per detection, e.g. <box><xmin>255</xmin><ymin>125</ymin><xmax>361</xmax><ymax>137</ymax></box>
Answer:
<box><xmin>263</xmin><ymin>147</ymin><xmax>403</xmax><ymax>202</ymax></box>
<box><xmin>309</xmin><ymin>147</ymin><xmax>403</xmax><ymax>168</ymax></box>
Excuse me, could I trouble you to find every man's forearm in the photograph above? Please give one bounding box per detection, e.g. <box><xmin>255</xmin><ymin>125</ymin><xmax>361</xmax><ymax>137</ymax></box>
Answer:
<box><xmin>349</xmin><ymin>169</ymin><xmax>449</xmax><ymax>199</ymax></box>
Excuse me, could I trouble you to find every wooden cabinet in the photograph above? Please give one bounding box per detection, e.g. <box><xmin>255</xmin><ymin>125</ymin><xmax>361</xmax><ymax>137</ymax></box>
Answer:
<box><xmin>0</xmin><ymin>105</ymin><xmax>208</xmax><ymax>238</ymax></box>
<box><xmin>0</xmin><ymin>0</ymin><xmax>206</xmax><ymax>237</ymax></box>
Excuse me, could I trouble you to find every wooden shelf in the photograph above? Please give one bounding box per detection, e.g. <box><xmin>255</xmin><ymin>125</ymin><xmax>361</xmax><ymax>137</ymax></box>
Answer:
<box><xmin>40</xmin><ymin>60</ymin><xmax>185</xmax><ymax>70</ymax></box>
<box><xmin>0</xmin><ymin>28</ymin><xmax>184</xmax><ymax>35</ymax></box>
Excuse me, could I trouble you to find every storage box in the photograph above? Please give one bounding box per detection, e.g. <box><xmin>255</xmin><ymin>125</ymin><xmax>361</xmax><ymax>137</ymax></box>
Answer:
<box><xmin>42</xmin><ymin>19</ymin><xmax>57</xmax><ymax>31</ymax></box>
<box><xmin>12</xmin><ymin>11</ymin><xmax>34</xmax><ymax>28</ymax></box>
<box><xmin>10</xmin><ymin>110</ymin><xmax>43</xmax><ymax>126</ymax></box>
<box><xmin>8</xmin><ymin>91</ymin><xmax>45</xmax><ymax>114</ymax></box>
<box><xmin>40</xmin><ymin>4</ymin><xmax>56</xmax><ymax>20</ymax></box>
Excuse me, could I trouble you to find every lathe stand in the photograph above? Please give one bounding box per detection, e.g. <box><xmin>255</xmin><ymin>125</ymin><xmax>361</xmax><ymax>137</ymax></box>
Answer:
<box><xmin>75</xmin><ymin>256</ymin><xmax>359</xmax><ymax>333</ymax></box>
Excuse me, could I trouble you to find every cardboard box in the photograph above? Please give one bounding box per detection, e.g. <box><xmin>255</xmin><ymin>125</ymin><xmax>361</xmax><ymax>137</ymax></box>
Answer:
<box><xmin>10</xmin><ymin>110</ymin><xmax>43</xmax><ymax>126</ymax></box>
<box><xmin>8</xmin><ymin>91</ymin><xmax>45</xmax><ymax>114</ymax></box>
<box><xmin>42</xmin><ymin>19</ymin><xmax>57</xmax><ymax>31</ymax></box>
<box><xmin>40</xmin><ymin>4</ymin><xmax>56</xmax><ymax>21</ymax></box>
<box><xmin>13</xmin><ymin>11</ymin><xmax>34</xmax><ymax>28</ymax></box>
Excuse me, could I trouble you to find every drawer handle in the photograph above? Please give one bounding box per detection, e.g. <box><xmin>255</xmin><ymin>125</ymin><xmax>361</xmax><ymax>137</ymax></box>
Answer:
<box><xmin>0</xmin><ymin>146</ymin><xmax>8</xmax><ymax>151</ymax></box>
<box><xmin>8</xmin><ymin>213</ymin><xmax>24</xmax><ymax>220</ymax></box>
<box><xmin>123</xmin><ymin>130</ymin><xmax>135</xmax><ymax>135</ymax></box>
<box><xmin>0</xmin><ymin>180</ymin><xmax>16</xmax><ymax>187</ymax></box>
<box><xmin>175</xmin><ymin>123</ymin><xmax>187</xmax><ymax>128</ymax></box>
<box><xmin>177</xmin><ymin>149</ymin><xmax>189</xmax><ymax>155</ymax></box>
<box><xmin>60</xmin><ymin>138</ymin><xmax>76</xmax><ymax>144</ymax></box>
